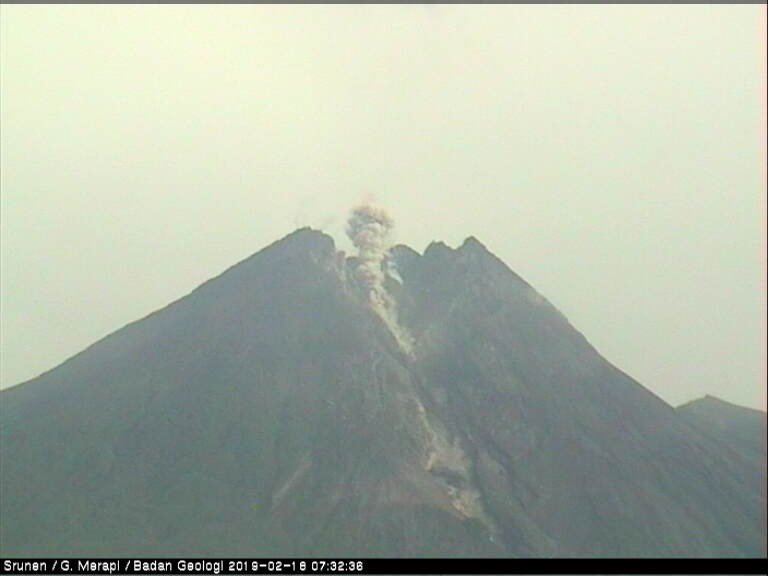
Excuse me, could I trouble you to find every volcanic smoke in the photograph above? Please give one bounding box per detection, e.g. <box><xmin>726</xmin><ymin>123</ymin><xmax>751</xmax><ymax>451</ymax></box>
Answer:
<box><xmin>346</xmin><ymin>204</ymin><xmax>413</xmax><ymax>354</ymax></box>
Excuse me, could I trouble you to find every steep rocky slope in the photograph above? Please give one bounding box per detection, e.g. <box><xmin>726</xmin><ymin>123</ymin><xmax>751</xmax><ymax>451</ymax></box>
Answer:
<box><xmin>1</xmin><ymin>228</ymin><xmax>764</xmax><ymax>557</ymax></box>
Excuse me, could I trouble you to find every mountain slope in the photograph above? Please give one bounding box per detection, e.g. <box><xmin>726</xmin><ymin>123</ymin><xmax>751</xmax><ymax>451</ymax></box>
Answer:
<box><xmin>1</xmin><ymin>229</ymin><xmax>764</xmax><ymax>557</ymax></box>
<box><xmin>678</xmin><ymin>395</ymin><xmax>766</xmax><ymax>468</ymax></box>
<box><xmin>391</xmin><ymin>237</ymin><xmax>765</xmax><ymax>557</ymax></box>
<box><xmin>0</xmin><ymin>229</ymin><xmax>498</xmax><ymax>557</ymax></box>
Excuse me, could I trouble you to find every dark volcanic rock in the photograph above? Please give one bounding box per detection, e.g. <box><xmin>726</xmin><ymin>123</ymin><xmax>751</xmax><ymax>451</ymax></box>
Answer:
<box><xmin>678</xmin><ymin>395</ymin><xmax>766</xmax><ymax>477</ymax></box>
<box><xmin>1</xmin><ymin>229</ymin><xmax>765</xmax><ymax>557</ymax></box>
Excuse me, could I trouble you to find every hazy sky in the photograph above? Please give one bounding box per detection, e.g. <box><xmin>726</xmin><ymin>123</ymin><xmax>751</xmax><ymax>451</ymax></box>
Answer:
<box><xmin>1</xmin><ymin>5</ymin><xmax>765</xmax><ymax>410</ymax></box>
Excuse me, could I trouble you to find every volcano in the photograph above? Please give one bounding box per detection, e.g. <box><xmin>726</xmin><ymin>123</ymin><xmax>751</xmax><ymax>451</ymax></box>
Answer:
<box><xmin>0</xmin><ymin>227</ymin><xmax>764</xmax><ymax>557</ymax></box>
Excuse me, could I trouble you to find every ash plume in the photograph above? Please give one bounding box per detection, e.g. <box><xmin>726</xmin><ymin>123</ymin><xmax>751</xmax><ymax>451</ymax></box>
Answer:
<box><xmin>346</xmin><ymin>204</ymin><xmax>394</xmax><ymax>292</ymax></box>
<box><xmin>346</xmin><ymin>204</ymin><xmax>413</xmax><ymax>354</ymax></box>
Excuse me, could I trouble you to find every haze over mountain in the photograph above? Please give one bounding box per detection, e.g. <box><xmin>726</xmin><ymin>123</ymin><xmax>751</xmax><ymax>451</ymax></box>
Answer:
<box><xmin>0</xmin><ymin>219</ymin><xmax>765</xmax><ymax>557</ymax></box>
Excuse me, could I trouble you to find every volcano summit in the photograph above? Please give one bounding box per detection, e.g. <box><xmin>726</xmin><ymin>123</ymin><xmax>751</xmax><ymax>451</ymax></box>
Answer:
<box><xmin>0</xmin><ymin>224</ymin><xmax>765</xmax><ymax>557</ymax></box>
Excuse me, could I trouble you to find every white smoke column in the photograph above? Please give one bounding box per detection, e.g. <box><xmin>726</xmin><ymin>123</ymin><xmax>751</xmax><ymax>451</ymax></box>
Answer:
<box><xmin>346</xmin><ymin>204</ymin><xmax>413</xmax><ymax>354</ymax></box>
<box><xmin>346</xmin><ymin>204</ymin><xmax>393</xmax><ymax>293</ymax></box>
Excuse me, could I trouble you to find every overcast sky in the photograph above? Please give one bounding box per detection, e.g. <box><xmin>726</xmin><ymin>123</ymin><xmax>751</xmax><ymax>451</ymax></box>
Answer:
<box><xmin>1</xmin><ymin>5</ymin><xmax>765</xmax><ymax>410</ymax></box>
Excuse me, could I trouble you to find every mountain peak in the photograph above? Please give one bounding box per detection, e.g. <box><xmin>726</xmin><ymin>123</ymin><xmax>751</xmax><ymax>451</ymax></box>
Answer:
<box><xmin>679</xmin><ymin>395</ymin><xmax>766</xmax><ymax>416</ymax></box>
<box><xmin>679</xmin><ymin>394</ymin><xmax>726</xmax><ymax>409</ymax></box>
<box><xmin>422</xmin><ymin>236</ymin><xmax>489</xmax><ymax>257</ymax></box>
<box><xmin>276</xmin><ymin>226</ymin><xmax>335</xmax><ymax>253</ymax></box>
<box><xmin>459</xmin><ymin>235</ymin><xmax>487</xmax><ymax>252</ymax></box>
<box><xmin>423</xmin><ymin>240</ymin><xmax>455</xmax><ymax>257</ymax></box>
<box><xmin>237</xmin><ymin>227</ymin><xmax>338</xmax><ymax>273</ymax></box>
<box><xmin>390</xmin><ymin>243</ymin><xmax>420</xmax><ymax>259</ymax></box>
<box><xmin>1</xmin><ymin>225</ymin><xmax>764</xmax><ymax>558</ymax></box>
